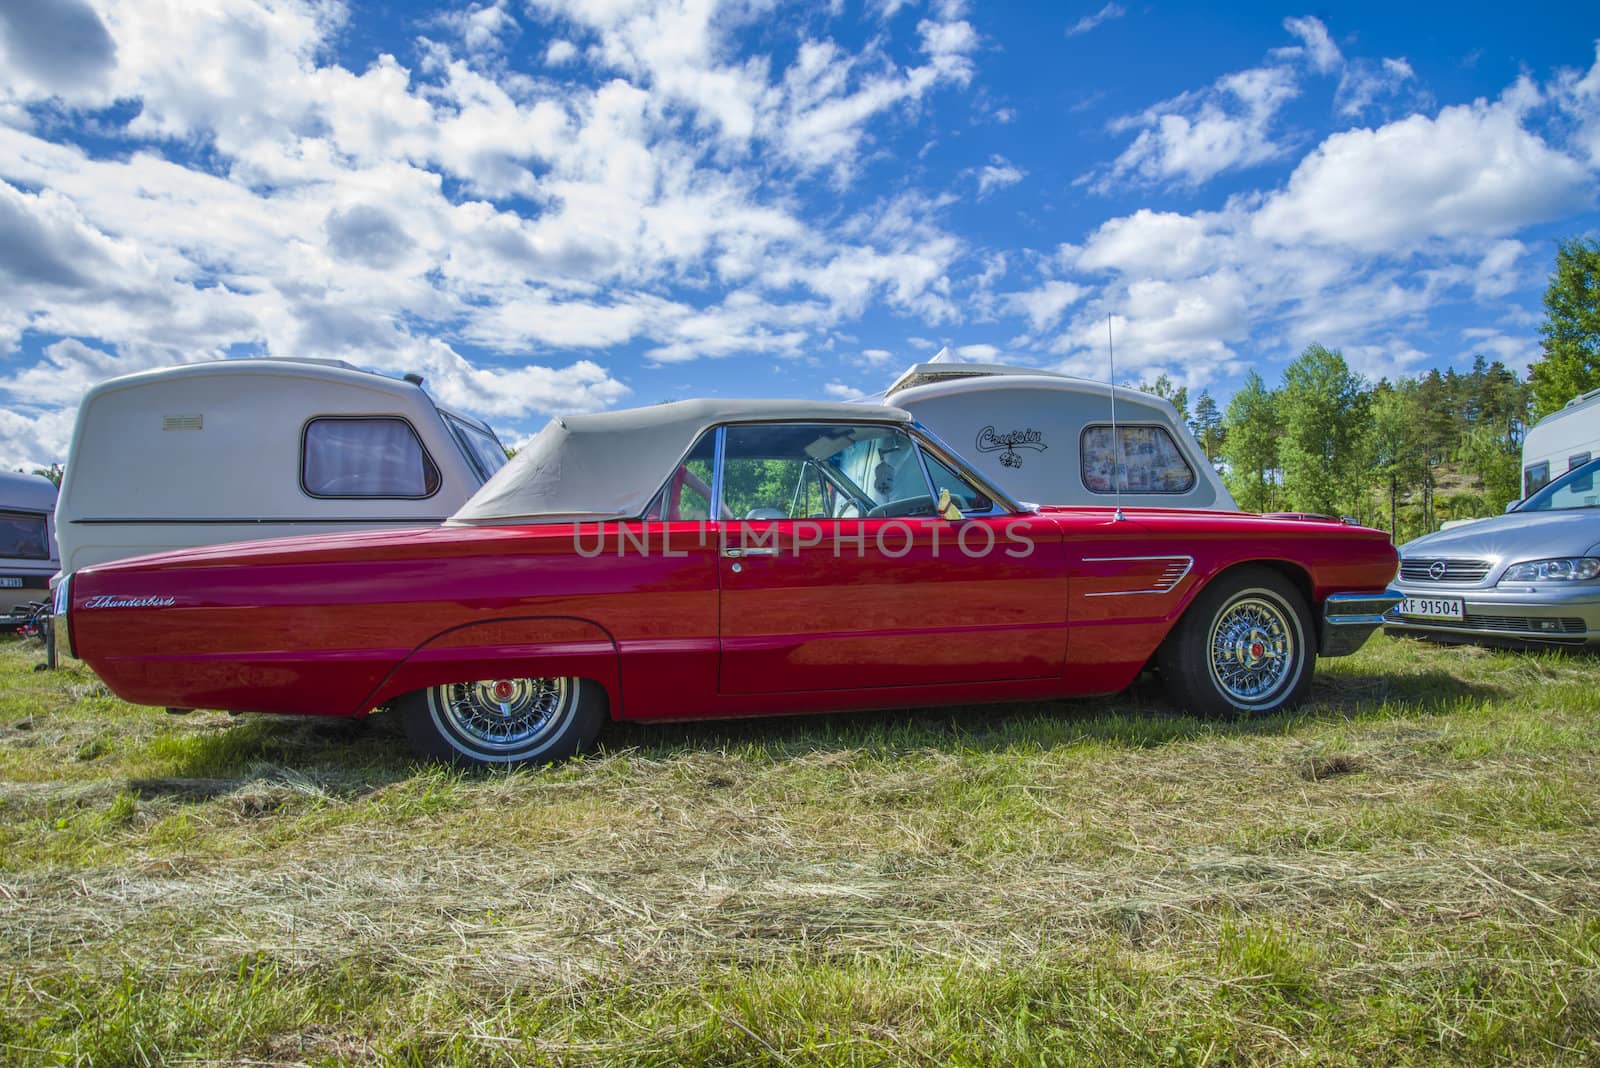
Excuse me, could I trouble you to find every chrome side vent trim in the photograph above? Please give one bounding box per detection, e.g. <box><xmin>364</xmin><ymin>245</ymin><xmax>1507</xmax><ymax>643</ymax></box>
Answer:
<box><xmin>1082</xmin><ymin>554</ymin><xmax>1195</xmax><ymax>597</ymax></box>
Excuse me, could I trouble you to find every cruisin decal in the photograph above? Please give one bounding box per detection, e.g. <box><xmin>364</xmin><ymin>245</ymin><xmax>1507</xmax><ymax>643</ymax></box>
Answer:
<box><xmin>975</xmin><ymin>426</ymin><xmax>1047</xmax><ymax>469</ymax></box>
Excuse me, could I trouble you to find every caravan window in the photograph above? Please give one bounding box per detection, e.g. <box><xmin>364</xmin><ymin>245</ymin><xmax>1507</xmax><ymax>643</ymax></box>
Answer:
<box><xmin>0</xmin><ymin>510</ymin><xmax>49</xmax><ymax>560</ymax></box>
<box><xmin>302</xmin><ymin>417</ymin><xmax>441</xmax><ymax>499</ymax></box>
<box><xmin>1080</xmin><ymin>425</ymin><xmax>1196</xmax><ymax>494</ymax></box>
<box><xmin>1524</xmin><ymin>461</ymin><xmax>1551</xmax><ymax>498</ymax></box>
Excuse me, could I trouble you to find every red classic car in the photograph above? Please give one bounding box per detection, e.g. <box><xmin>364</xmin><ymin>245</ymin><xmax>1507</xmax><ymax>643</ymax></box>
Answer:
<box><xmin>56</xmin><ymin>399</ymin><xmax>1400</xmax><ymax>766</ymax></box>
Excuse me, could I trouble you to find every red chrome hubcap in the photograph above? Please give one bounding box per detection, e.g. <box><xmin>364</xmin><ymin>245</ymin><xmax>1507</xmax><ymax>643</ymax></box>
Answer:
<box><xmin>491</xmin><ymin>679</ymin><xmax>517</xmax><ymax>702</ymax></box>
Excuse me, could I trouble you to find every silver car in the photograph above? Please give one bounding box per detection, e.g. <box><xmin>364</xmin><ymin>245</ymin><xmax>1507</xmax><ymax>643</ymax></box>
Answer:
<box><xmin>1386</xmin><ymin>456</ymin><xmax>1600</xmax><ymax>648</ymax></box>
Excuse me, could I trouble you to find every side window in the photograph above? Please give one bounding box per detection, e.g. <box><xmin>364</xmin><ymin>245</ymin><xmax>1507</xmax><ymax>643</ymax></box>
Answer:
<box><xmin>302</xmin><ymin>417</ymin><xmax>441</xmax><ymax>498</ymax></box>
<box><xmin>919</xmin><ymin>449</ymin><xmax>993</xmax><ymax>513</ymax></box>
<box><xmin>1569</xmin><ymin>452</ymin><xmax>1592</xmax><ymax>472</ymax></box>
<box><xmin>1081</xmin><ymin>425</ymin><xmax>1196</xmax><ymax>494</ymax></box>
<box><xmin>649</xmin><ymin>431</ymin><xmax>716</xmax><ymax>521</ymax></box>
<box><xmin>446</xmin><ymin>414</ymin><xmax>510</xmax><ymax>483</ymax></box>
<box><xmin>1524</xmin><ymin>462</ymin><xmax>1550</xmax><ymax>498</ymax></box>
<box><xmin>720</xmin><ymin>424</ymin><xmax>929</xmax><ymax>520</ymax></box>
<box><xmin>0</xmin><ymin>510</ymin><xmax>50</xmax><ymax>559</ymax></box>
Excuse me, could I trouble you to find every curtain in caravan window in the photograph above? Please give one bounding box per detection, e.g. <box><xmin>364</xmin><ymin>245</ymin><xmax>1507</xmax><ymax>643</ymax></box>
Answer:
<box><xmin>302</xmin><ymin>418</ymin><xmax>439</xmax><ymax>498</ymax></box>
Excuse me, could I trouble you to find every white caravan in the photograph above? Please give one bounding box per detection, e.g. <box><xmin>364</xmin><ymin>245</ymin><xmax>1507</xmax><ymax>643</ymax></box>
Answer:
<box><xmin>55</xmin><ymin>359</ymin><xmax>508</xmax><ymax>576</ymax></box>
<box><xmin>1522</xmin><ymin>387</ymin><xmax>1600</xmax><ymax>499</ymax></box>
<box><xmin>870</xmin><ymin>359</ymin><xmax>1235</xmax><ymax>511</ymax></box>
<box><xmin>1</xmin><ymin>470</ymin><xmax>58</xmax><ymax>619</ymax></box>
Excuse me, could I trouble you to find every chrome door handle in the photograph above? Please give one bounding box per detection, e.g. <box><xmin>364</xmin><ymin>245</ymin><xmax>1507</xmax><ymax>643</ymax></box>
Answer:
<box><xmin>722</xmin><ymin>547</ymin><xmax>782</xmax><ymax>558</ymax></box>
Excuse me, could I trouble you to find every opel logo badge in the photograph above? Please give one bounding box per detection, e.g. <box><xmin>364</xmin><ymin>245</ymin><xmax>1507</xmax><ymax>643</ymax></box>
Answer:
<box><xmin>1428</xmin><ymin>560</ymin><xmax>1448</xmax><ymax>580</ymax></box>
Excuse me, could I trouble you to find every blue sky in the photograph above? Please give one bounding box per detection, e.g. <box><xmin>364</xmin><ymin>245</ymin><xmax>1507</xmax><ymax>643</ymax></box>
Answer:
<box><xmin>1</xmin><ymin>0</ymin><xmax>1597</xmax><ymax>468</ymax></box>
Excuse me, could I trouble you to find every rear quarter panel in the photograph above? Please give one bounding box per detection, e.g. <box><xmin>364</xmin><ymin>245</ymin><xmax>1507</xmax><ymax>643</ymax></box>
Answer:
<box><xmin>69</xmin><ymin>524</ymin><xmax>714</xmax><ymax>716</ymax></box>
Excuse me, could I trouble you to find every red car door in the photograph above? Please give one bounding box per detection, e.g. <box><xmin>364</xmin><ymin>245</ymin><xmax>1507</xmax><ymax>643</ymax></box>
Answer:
<box><xmin>713</xmin><ymin>421</ymin><xmax>1067</xmax><ymax>695</ymax></box>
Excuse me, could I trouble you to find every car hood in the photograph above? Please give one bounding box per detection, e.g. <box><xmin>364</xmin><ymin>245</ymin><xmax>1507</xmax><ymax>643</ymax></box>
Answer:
<box><xmin>1399</xmin><ymin>509</ymin><xmax>1600</xmax><ymax>559</ymax></box>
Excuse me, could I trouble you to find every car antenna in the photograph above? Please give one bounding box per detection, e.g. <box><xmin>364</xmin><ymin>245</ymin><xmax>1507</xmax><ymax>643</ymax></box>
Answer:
<box><xmin>1106</xmin><ymin>314</ymin><xmax>1125</xmax><ymax>522</ymax></box>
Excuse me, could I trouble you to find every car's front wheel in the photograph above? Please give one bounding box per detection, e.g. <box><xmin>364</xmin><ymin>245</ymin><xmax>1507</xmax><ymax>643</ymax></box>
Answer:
<box><xmin>398</xmin><ymin>675</ymin><xmax>606</xmax><ymax>767</ymax></box>
<box><xmin>1158</xmin><ymin>567</ymin><xmax>1315</xmax><ymax>719</ymax></box>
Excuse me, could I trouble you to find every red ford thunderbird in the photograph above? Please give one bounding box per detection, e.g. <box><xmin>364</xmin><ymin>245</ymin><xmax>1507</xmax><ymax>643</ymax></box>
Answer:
<box><xmin>56</xmin><ymin>400</ymin><xmax>1400</xmax><ymax>766</ymax></box>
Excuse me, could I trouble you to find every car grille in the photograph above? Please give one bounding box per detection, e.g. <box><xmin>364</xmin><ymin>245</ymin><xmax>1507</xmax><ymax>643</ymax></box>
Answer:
<box><xmin>1398</xmin><ymin>558</ymin><xmax>1491</xmax><ymax>583</ymax></box>
<box><xmin>1460</xmin><ymin>614</ymin><xmax>1587</xmax><ymax>635</ymax></box>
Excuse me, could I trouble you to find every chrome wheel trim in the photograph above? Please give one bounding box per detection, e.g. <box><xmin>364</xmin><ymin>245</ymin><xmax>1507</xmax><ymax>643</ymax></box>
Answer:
<box><xmin>1206</xmin><ymin>591</ymin><xmax>1300</xmax><ymax>707</ymax></box>
<box><xmin>426</xmin><ymin>676</ymin><xmax>576</xmax><ymax>759</ymax></box>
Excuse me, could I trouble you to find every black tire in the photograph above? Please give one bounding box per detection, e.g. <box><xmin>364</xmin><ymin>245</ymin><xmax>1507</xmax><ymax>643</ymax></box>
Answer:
<box><xmin>398</xmin><ymin>676</ymin><xmax>607</xmax><ymax>767</ymax></box>
<box><xmin>1157</xmin><ymin>567</ymin><xmax>1315</xmax><ymax>719</ymax></box>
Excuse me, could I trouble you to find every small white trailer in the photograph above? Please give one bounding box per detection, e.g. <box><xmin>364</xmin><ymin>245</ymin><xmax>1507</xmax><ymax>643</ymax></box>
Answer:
<box><xmin>0</xmin><ymin>470</ymin><xmax>58</xmax><ymax>622</ymax></box>
<box><xmin>867</xmin><ymin>358</ymin><xmax>1235</xmax><ymax>511</ymax></box>
<box><xmin>55</xmin><ymin>359</ymin><xmax>509</xmax><ymax>576</ymax></box>
<box><xmin>1522</xmin><ymin>388</ymin><xmax>1600</xmax><ymax>499</ymax></box>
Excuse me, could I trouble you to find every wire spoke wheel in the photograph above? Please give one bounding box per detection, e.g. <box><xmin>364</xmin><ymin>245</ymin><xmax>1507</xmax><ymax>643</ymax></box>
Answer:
<box><xmin>1159</xmin><ymin>568</ymin><xmax>1313</xmax><ymax>720</ymax></box>
<box><xmin>1207</xmin><ymin>595</ymin><xmax>1296</xmax><ymax>705</ymax></box>
<box><xmin>428</xmin><ymin>676</ymin><xmax>575</xmax><ymax>757</ymax></box>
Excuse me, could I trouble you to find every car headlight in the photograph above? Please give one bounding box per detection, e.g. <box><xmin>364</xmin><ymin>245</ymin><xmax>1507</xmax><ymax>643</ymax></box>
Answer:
<box><xmin>1497</xmin><ymin>557</ymin><xmax>1600</xmax><ymax>584</ymax></box>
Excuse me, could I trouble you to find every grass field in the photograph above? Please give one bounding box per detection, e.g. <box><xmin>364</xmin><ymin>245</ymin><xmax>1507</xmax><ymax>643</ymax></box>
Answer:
<box><xmin>2</xmin><ymin>632</ymin><xmax>1598</xmax><ymax>1066</ymax></box>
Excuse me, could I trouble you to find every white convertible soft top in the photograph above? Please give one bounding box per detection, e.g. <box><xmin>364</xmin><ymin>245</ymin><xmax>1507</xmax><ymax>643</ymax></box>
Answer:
<box><xmin>449</xmin><ymin>398</ymin><xmax>914</xmax><ymax>524</ymax></box>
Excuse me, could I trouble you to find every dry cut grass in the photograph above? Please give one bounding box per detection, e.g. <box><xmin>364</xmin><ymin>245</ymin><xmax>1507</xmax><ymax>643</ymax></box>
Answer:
<box><xmin>1</xmin><ymin>632</ymin><xmax>1598</xmax><ymax>1065</ymax></box>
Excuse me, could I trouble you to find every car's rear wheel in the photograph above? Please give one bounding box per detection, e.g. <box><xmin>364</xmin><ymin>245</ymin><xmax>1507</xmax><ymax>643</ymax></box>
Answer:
<box><xmin>1158</xmin><ymin>567</ymin><xmax>1315</xmax><ymax>719</ymax></box>
<box><xmin>398</xmin><ymin>675</ymin><xmax>606</xmax><ymax>767</ymax></box>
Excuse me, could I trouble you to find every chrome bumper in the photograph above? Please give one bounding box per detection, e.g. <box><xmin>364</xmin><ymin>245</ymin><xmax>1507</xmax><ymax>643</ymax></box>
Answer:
<box><xmin>49</xmin><ymin>575</ymin><xmax>74</xmax><ymax>667</ymax></box>
<box><xmin>1320</xmin><ymin>589</ymin><xmax>1403</xmax><ymax>657</ymax></box>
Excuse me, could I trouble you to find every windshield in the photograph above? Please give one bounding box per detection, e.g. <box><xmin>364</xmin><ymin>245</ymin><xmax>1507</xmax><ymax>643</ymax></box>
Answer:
<box><xmin>445</xmin><ymin>415</ymin><xmax>510</xmax><ymax>484</ymax></box>
<box><xmin>1517</xmin><ymin>456</ymin><xmax>1600</xmax><ymax>512</ymax></box>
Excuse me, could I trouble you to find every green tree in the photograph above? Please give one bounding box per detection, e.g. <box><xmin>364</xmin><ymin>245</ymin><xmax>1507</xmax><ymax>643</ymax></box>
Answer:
<box><xmin>1453</xmin><ymin>355</ymin><xmax>1530</xmax><ymax>513</ymax></box>
<box><xmin>30</xmin><ymin>464</ymin><xmax>64</xmax><ymax>487</ymax></box>
<box><xmin>1277</xmin><ymin>344</ymin><xmax>1370</xmax><ymax>517</ymax></box>
<box><xmin>1221</xmin><ymin>371</ymin><xmax>1280</xmax><ymax>512</ymax></box>
<box><xmin>1138</xmin><ymin>373</ymin><xmax>1189</xmax><ymax>424</ymax></box>
<box><xmin>1530</xmin><ymin>237</ymin><xmax>1600</xmax><ymax>417</ymax></box>
<box><xmin>1368</xmin><ymin>380</ymin><xmax>1426</xmax><ymax>539</ymax></box>
<box><xmin>1457</xmin><ymin>425</ymin><xmax>1523</xmax><ymax>513</ymax></box>
<box><xmin>1188</xmin><ymin>389</ymin><xmax>1225</xmax><ymax>468</ymax></box>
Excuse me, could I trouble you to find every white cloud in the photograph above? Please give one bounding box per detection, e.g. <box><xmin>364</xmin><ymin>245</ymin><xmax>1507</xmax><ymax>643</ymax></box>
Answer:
<box><xmin>1336</xmin><ymin>56</ymin><xmax>1416</xmax><ymax>118</ymax></box>
<box><xmin>1472</xmin><ymin>239</ymin><xmax>1528</xmax><ymax>299</ymax></box>
<box><xmin>1459</xmin><ymin>327</ymin><xmax>1539</xmax><ymax>369</ymax></box>
<box><xmin>1282</xmin><ymin>16</ymin><xmax>1341</xmax><ymax>74</ymax></box>
<box><xmin>976</xmin><ymin>155</ymin><xmax>1024</xmax><ymax>196</ymax></box>
<box><xmin>1104</xmin><ymin>63</ymin><xmax>1299</xmax><ymax>187</ymax></box>
<box><xmin>1066</xmin><ymin>3</ymin><xmax>1124</xmax><ymax>38</ymax></box>
<box><xmin>1076</xmin><ymin>209</ymin><xmax>1227</xmax><ymax>278</ymax></box>
<box><xmin>544</xmin><ymin>39</ymin><xmax>578</xmax><ymax>66</ymax></box>
<box><xmin>1552</xmin><ymin>43</ymin><xmax>1600</xmax><ymax>167</ymax></box>
<box><xmin>0</xmin><ymin>0</ymin><xmax>116</xmax><ymax>99</ymax></box>
<box><xmin>436</xmin><ymin>1</ymin><xmax>519</xmax><ymax>53</ymax></box>
<box><xmin>954</xmin><ymin>343</ymin><xmax>1002</xmax><ymax>361</ymax></box>
<box><xmin>823</xmin><ymin>379</ymin><xmax>866</xmax><ymax>400</ymax></box>
<box><xmin>1253</xmin><ymin>95</ymin><xmax>1594</xmax><ymax>253</ymax></box>
<box><xmin>1004</xmin><ymin>280</ymin><xmax>1087</xmax><ymax>332</ymax></box>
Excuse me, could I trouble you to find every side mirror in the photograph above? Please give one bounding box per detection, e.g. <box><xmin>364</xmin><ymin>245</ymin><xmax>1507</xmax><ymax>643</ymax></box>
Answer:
<box><xmin>936</xmin><ymin>489</ymin><xmax>964</xmax><ymax>521</ymax></box>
